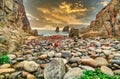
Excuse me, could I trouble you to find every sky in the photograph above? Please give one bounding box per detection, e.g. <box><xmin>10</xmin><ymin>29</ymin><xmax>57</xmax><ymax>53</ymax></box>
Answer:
<box><xmin>23</xmin><ymin>0</ymin><xmax>111</xmax><ymax>30</ymax></box>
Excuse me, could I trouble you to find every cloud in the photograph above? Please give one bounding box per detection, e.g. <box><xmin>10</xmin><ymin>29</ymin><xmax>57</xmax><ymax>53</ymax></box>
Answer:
<box><xmin>98</xmin><ymin>0</ymin><xmax>109</xmax><ymax>6</ymax></box>
<box><xmin>37</xmin><ymin>1</ymin><xmax>88</xmax><ymax>25</ymax></box>
<box><xmin>24</xmin><ymin>0</ymin><xmax>110</xmax><ymax>30</ymax></box>
<box><xmin>59</xmin><ymin>1</ymin><xmax>87</xmax><ymax>13</ymax></box>
<box><xmin>26</xmin><ymin>13</ymin><xmax>39</xmax><ymax>21</ymax></box>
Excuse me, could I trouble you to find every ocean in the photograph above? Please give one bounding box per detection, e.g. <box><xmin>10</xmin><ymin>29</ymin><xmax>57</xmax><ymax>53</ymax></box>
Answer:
<box><xmin>37</xmin><ymin>30</ymin><xmax>69</xmax><ymax>36</ymax></box>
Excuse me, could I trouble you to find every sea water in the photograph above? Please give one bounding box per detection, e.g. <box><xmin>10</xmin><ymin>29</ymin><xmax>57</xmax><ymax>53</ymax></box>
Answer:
<box><xmin>37</xmin><ymin>30</ymin><xmax>69</xmax><ymax>36</ymax></box>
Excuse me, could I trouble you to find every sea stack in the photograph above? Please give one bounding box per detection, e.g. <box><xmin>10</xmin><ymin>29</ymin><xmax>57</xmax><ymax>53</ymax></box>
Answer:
<box><xmin>62</xmin><ymin>26</ymin><xmax>69</xmax><ymax>32</ymax></box>
<box><xmin>55</xmin><ymin>27</ymin><xmax>59</xmax><ymax>33</ymax></box>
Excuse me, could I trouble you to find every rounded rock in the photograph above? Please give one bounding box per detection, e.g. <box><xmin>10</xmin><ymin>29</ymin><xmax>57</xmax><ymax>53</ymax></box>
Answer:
<box><xmin>24</xmin><ymin>61</ymin><xmax>39</xmax><ymax>72</ymax></box>
<box><xmin>101</xmin><ymin>66</ymin><xmax>114</xmax><ymax>76</ymax></box>
<box><xmin>63</xmin><ymin>67</ymin><xmax>82</xmax><ymax>79</ymax></box>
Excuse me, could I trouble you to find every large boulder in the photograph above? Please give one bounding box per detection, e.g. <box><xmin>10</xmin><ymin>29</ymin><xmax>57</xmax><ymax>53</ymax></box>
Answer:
<box><xmin>69</xmin><ymin>28</ymin><xmax>79</xmax><ymax>37</ymax></box>
<box><xmin>44</xmin><ymin>58</ymin><xmax>66</xmax><ymax>79</ymax></box>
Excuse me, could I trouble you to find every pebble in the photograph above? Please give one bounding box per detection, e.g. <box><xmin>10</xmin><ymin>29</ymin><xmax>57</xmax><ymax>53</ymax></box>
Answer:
<box><xmin>47</xmin><ymin>51</ymin><xmax>55</xmax><ymax>57</ymax></box>
<box><xmin>63</xmin><ymin>67</ymin><xmax>82</xmax><ymax>79</ymax></box>
<box><xmin>0</xmin><ymin>64</ymin><xmax>11</xmax><ymax>69</ymax></box>
<box><xmin>69</xmin><ymin>57</ymin><xmax>80</xmax><ymax>63</ymax></box>
<box><xmin>9</xmin><ymin>71</ymin><xmax>22</xmax><ymax>79</ymax></box>
<box><xmin>95</xmin><ymin>57</ymin><xmax>108</xmax><ymax>66</ymax></box>
<box><xmin>101</xmin><ymin>66</ymin><xmax>114</xmax><ymax>76</ymax></box>
<box><xmin>16</xmin><ymin>57</ymin><xmax>25</xmax><ymax>61</ymax></box>
<box><xmin>7</xmin><ymin>54</ymin><xmax>16</xmax><ymax>60</ymax></box>
<box><xmin>79</xmin><ymin>65</ymin><xmax>95</xmax><ymax>71</ymax></box>
<box><xmin>24</xmin><ymin>61</ymin><xmax>39</xmax><ymax>72</ymax></box>
<box><xmin>102</xmin><ymin>50</ymin><xmax>112</xmax><ymax>56</ymax></box>
<box><xmin>55</xmin><ymin>53</ymin><xmax>62</xmax><ymax>58</ymax></box>
<box><xmin>27</xmin><ymin>74</ymin><xmax>35</xmax><ymax>79</ymax></box>
<box><xmin>39</xmin><ymin>54</ymin><xmax>48</xmax><ymax>59</ymax></box>
<box><xmin>0</xmin><ymin>68</ymin><xmax>15</xmax><ymax>74</ymax></box>
<box><xmin>81</xmin><ymin>58</ymin><xmax>98</xmax><ymax>67</ymax></box>
<box><xmin>113</xmin><ymin>70</ymin><xmax>120</xmax><ymax>75</ymax></box>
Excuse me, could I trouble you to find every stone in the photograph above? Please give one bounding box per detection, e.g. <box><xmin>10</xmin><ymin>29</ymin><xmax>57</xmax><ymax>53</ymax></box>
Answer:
<box><xmin>0</xmin><ymin>68</ymin><xmax>15</xmax><ymax>74</ymax></box>
<box><xmin>39</xmin><ymin>54</ymin><xmax>48</xmax><ymax>60</ymax></box>
<box><xmin>22</xmin><ymin>71</ymin><xmax>35</xmax><ymax>79</ymax></box>
<box><xmin>62</xmin><ymin>59</ymin><xmax>68</xmax><ymax>64</ymax></box>
<box><xmin>40</xmin><ymin>64</ymin><xmax>46</xmax><ymax>69</ymax></box>
<box><xmin>44</xmin><ymin>58</ymin><xmax>66</xmax><ymax>79</ymax></box>
<box><xmin>81</xmin><ymin>58</ymin><xmax>98</xmax><ymax>67</ymax></box>
<box><xmin>63</xmin><ymin>67</ymin><xmax>82</xmax><ymax>79</ymax></box>
<box><xmin>48</xmin><ymin>51</ymin><xmax>55</xmax><ymax>58</ymax></box>
<box><xmin>0</xmin><ymin>64</ymin><xmax>11</xmax><ymax>69</ymax></box>
<box><xmin>7</xmin><ymin>54</ymin><xmax>16</xmax><ymax>60</ymax></box>
<box><xmin>61</xmin><ymin>51</ymin><xmax>72</xmax><ymax>58</ymax></box>
<box><xmin>27</xmin><ymin>74</ymin><xmax>35</xmax><ymax>79</ymax></box>
<box><xmin>16</xmin><ymin>57</ymin><xmax>25</xmax><ymax>61</ymax></box>
<box><xmin>55</xmin><ymin>53</ymin><xmax>62</xmax><ymax>58</ymax></box>
<box><xmin>88</xmin><ymin>47</ymin><xmax>96</xmax><ymax>51</ymax></box>
<box><xmin>71</xmin><ymin>63</ymin><xmax>78</xmax><ymax>68</ymax></box>
<box><xmin>95</xmin><ymin>57</ymin><xmax>108</xmax><ymax>66</ymax></box>
<box><xmin>69</xmin><ymin>28</ymin><xmax>79</xmax><ymax>37</ymax></box>
<box><xmin>11</xmin><ymin>60</ymin><xmax>17</xmax><ymax>64</ymax></box>
<box><xmin>22</xmin><ymin>71</ymin><xmax>29</xmax><ymax>77</ymax></box>
<box><xmin>0</xmin><ymin>75</ymin><xmax>5</xmax><ymax>79</ymax></box>
<box><xmin>102</xmin><ymin>50</ymin><xmax>112</xmax><ymax>56</ymax></box>
<box><xmin>79</xmin><ymin>65</ymin><xmax>95</xmax><ymax>71</ymax></box>
<box><xmin>111</xmin><ymin>60</ymin><xmax>120</xmax><ymax>65</ymax></box>
<box><xmin>69</xmin><ymin>57</ymin><xmax>80</xmax><ymax>63</ymax></box>
<box><xmin>24</xmin><ymin>61</ymin><xmax>39</xmax><ymax>72</ymax></box>
<box><xmin>114</xmin><ymin>53</ymin><xmax>120</xmax><ymax>57</ymax></box>
<box><xmin>14</xmin><ymin>61</ymin><xmax>24</xmax><ymax>69</ymax></box>
<box><xmin>9</xmin><ymin>71</ymin><xmax>22</xmax><ymax>79</ymax></box>
<box><xmin>95</xmin><ymin>49</ymin><xmax>102</xmax><ymax>53</ymax></box>
<box><xmin>114</xmin><ymin>70</ymin><xmax>120</xmax><ymax>75</ymax></box>
<box><xmin>101</xmin><ymin>66</ymin><xmax>114</xmax><ymax>76</ymax></box>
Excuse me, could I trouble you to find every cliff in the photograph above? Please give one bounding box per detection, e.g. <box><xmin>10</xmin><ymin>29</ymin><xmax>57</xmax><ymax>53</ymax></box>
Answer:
<box><xmin>87</xmin><ymin>0</ymin><xmax>120</xmax><ymax>37</ymax></box>
<box><xmin>0</xmin><ymin>0</ymin><xmax>31</xmax><ymax>32</ymax></box>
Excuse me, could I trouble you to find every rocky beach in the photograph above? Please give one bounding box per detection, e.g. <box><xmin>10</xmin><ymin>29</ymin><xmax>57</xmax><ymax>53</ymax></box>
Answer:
<box><xmin>0</xmin><ymin>0</ymin><xmax>120</xmax><ymax>79</ymax></box>
<box><xmin>0</xmin><ymin>36</ymin><xmax>120</xmax><ymax>79</ymax></box>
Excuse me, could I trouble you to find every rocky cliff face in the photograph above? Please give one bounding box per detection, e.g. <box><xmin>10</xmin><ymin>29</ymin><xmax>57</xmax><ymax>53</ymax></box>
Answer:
<box><xmin>88</xmin><ymin>0</ymin><xmax>120</xmax><ymax>37</ymax></box>
<box><xmin>0</xmin><ymin>0</ymin><xmax>31</xmax><ymax>33</ymax></box>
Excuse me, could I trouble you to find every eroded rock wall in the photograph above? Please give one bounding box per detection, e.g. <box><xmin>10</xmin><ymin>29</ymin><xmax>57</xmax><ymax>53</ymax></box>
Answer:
<box><xmin>89</xmin><ymin>0</ymin><xmax>120</xmax><ymax>37</ymax></box>
<box><xmin>0</xmin><ymin>0</ymin><xmax>31</xmax><ymax>32</ymax></box>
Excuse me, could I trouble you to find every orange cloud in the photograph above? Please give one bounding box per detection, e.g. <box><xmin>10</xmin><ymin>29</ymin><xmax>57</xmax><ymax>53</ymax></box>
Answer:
<box><xmin>59</xmin><ymin>1</ymin><xmax>87</xmax><ymax>13</ymax></box>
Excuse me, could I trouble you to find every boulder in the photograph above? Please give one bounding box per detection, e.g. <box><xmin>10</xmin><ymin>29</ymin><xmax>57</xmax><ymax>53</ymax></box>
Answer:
<box><xmin>101</xmin><ymin>66</ymin><xmax>114</xmax><ymax>76</ymax></box>
<box><xmin>69</xmin><ymin>28</ymin><xmax>79</xmax><ymax>37</ymax></box>
<box><xmin>81</xmin><ymin>58</ymin><xmax>98</xmax><ymax>67</ymax></box>
<box><xmin>63</xmin><ymin>67</ymin><xmax>82</xmax><ymax>79</ymax></box>
<box><xmin>95</xmin><ymin>57</ymin><xmax>108</xmax><ymax>66</ymax></box>
<box><xmin>24</xmin><ymin>61</ymin><xmax>39</xmax><ymax>72</ymax></box>
<box><xmin>44</xmin><ymin>58</ymin><xmax>66</xmax><ymax>79</ymax></box>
